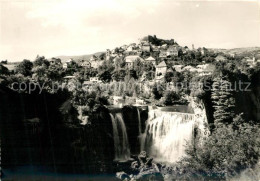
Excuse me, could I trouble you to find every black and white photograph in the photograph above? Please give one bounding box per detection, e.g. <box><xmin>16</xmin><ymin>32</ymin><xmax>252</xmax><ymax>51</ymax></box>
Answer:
<box><xmin>0</xmin><ymin>0</ymin><xmax>260</xmax><ymax>180</ymax></box>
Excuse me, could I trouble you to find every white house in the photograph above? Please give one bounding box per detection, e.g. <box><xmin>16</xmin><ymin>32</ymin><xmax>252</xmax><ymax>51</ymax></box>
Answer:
<box><xmin>155</xmin><ymin>61</ymin><xmax>167</xmax><ymax>81</ymax></box>
<box><xmin>215</xmin><ymin>55</ymin><xmax>227</xmax><ymax>62</ymax></box>
<box><xmin>62</xmin><ymin>63</ymin><xmax>68</xmax><ymax>69</ymax></box>
<box><xmin>196</xmin><ymin>64</ymin><xmax>215</xmax><ymax>76</ymax></box>
<box><xmin>172</xmin><ymin>65</ymin><xmax>184</xmax><ymax>72</ymax></box>
<box><xmin>81</xmin><ymin>60</ymin><xmax>91</xmax><ymax>68</ymax></box>
<box><xmin>145</xmin><ymin>56</ymin><xmax>156</xmax><ymax>65</ymax></box>
<box><xmin>167</xmin><ymin>46</ymin><xmax>178</xmax><ymax>56</ymax></box>
<box><xmin>89</xmin><ymin>77</ymin><xmax>102</xmax><ymax>83</ymax></box>
<box><xmin>125</xmin><ymin>55</ymin><xmax>143</xmax><ymax>69</ymax></box>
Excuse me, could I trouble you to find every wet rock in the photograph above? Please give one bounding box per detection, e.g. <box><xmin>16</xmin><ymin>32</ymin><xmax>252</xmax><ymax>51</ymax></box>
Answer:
<box><xmin>116</xmin><ymin>151</ymin><xmax>164</xmax><ymax>181</ymax></box>
<box><xmin>116</xmin><ymin>171</ymin><xmax>131</xmax><ymax>180</ymax></box>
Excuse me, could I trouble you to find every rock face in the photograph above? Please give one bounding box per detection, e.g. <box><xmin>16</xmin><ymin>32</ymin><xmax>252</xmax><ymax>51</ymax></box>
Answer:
<box><xmin>116</xmin><ymin>151</ymin><xmax>164</xmax><ymax>181</ymax></box>
<box><xmin>189</xmin><ymin>97</ymin><xmax>210</xmax><ymax>138</ymax></box>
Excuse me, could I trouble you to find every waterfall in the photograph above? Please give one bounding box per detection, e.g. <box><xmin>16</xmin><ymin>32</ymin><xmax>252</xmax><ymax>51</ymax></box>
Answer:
<box><xmin>110</xmin><ymin>113</ymin><xmax>130</xmax><ymax>161</ymax></box>
<box><xmin>137</xmin><ymin>108</ymin><xmax>141</xmax><ymax>135</ymax></box>
<box><xmin>142</xmin><ymin>110</ymin><xmax>195</xmax><ymax>163</ymax></box>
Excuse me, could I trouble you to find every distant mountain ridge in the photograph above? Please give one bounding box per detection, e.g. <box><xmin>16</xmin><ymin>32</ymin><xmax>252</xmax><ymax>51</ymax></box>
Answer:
<box><xmin>54</xmin><ymin>52</ymin><xmax>105</xmax><ymax>63</ymax></box>
<box><xmin>210</xmin><ymin>47</ymin><xmax>260</xmax><ymax>57</ymax></box>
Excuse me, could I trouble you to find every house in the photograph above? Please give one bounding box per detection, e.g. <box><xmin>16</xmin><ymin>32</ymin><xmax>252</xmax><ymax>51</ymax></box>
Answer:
<box><xmin>167</xmin><ymin>46</ymin><xmax>178</xmax><ymax>56</ymax></box>
<box><xmin>91</xmin><ymin>60</ymin><xmax>103</xmax><ymax>69</ymax></box>
<box><xmin>62</xmin><ymin>63</ymin><xmax>68</xmax><ymax>69</ymax></box>
<box><xmin>50</xmin><ymin>58</ymin><xmax>61</xmax><ymax>65</ymax></box>
<box><xmin>118</xmin><ymin>47</ymin><xmax>125</xmax><ymax>53</ymax></box>
<box><xmin>89</xmin><ymin>76</ymin><xmax>102</xmax><ymax>83</ymax></box>
<box><xmin>199</xmin><ymin>47</ymin><xmax>208</xmax><ymax>56</ymax></box>
<box><xmin>81</xmin><ymin>60</ymin><xmax>91</xmax><ymax>68</ymax></box>
<box><xmin>152</xmin><ymin>46</ymin><xmax>159</xmax><ymax>52</ymax></box>
<box><xmin>215</xmin><ymin>55</ymin><xmax>227</xmax><ymax>62</ymax></box>
<box><xmin>142</xmin><ymin>42</ymin><xmax>151</xmax><ymax>52</ymax></box>
<box><xmin>137</xmin><ymin>49</ymin><xmax>143</xmax><ymax>56</ymax></box>
<box><xmin>159</xmin><ymin>50</ymin><xmax>167</xmax><ymax>59</ymax></box>
<box><xmin>161</xmin><ymin>44</ymin><xmax>168</xmax><ymax>49</ymax></box>
<box><xmin>229</xmin><ymin>53</ymin><xmax>236</xmax><ymax>58</ymax></box>
<box><xmin>120</xmin><ymin>45</ymin><xmax>128</xmax><ymax>50</ymax></box>
<box><xmin>183</xmin><ymin>65</ymin><xmax>197</xmax><ymax>73</ymax></box>
<box><xmin>106</xmin><ymin>49</ymin><xmax>111</xmax><ymax>60</ymax></box>
<box><xmin>125</xmin><ymin>50</ymin><xmax>138</xmax><ymax>56</ymax></box>
<box><xmin>127</xmin><ymin>44</ymin><xmax>137</xmax><ymax>51</ymax></box>
<box><xmin>125</xmin><ymin>55</ymin><xmax>143</xmax><ymax>69</ymax></box>
<box><xmin>90</xmin><ymin>55</ymin><xmax>98</xmax><ymax>61</ymax></box>
<box><xmin>182</xmin><ymin>47</ymin><xmax>189</xmax><ymax>54</ymax></box>
<box><xmin>166</xmin><ymin>67</ymin><xmax>174</xmax><ymax>73</ymax></box>
<box><xmin>243</xmin><ymin>56</ymin><xmax>260</xmax><ymax>67</ymax></box>
<box><xmin>196</xmin><ymin>64</ymin><xmax>215</xmax><ymax>76</ymax></box>
<box><xmin>145</xmin><ymin>56</ymin><xmax>156</xmax><ymax>65</ymax></box>
<box><xmin>172</xmin><ymin>65</ymin><xmax>184</xmax><ymax>72</ymax></box>
<box><xmin>155</xmin><ymin>61</ymin><xmax>167</xmax><ymax>81</ymax></box>
<box><xmin>140</xmin><ymin>36</ymin><xmax>149</xmax><ymax>44</ymax></box>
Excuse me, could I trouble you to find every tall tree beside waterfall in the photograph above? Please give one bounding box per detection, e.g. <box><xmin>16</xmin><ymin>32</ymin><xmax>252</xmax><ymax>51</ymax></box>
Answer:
<box><xmin>211</xmin><ymin>75</ymin><xmax>235</xmax><ymax>125</ymax></box>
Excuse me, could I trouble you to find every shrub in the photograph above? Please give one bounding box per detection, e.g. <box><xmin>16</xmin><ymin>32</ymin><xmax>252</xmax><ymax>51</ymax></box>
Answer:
<box><xmin>178</xmin><ymin>114</ymin><xmax>260</xmax><ymax>180</ymax></box>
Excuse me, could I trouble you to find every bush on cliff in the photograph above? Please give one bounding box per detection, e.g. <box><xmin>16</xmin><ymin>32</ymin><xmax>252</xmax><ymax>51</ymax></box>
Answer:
<box><xmin>178</xmin><ymin>114</ymin><xmax>260</xmax><ymax>180</ymax></box>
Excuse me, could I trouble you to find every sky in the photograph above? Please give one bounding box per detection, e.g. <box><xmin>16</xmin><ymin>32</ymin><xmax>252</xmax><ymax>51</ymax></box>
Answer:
<box><xmin>0</xmin><ymin>0</ymin><xmax>260</xmax><ymax>62</ymax></box>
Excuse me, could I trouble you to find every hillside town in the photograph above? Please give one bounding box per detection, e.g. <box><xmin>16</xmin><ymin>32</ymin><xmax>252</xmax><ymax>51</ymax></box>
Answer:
<box><xmin>59</xmin><ymin>35</ymin><xmax>260</xmax><ymax>83</ymax></box>
<box><xmin>1</xmin><ymin>35</ymin><xmax>260</xmax><ymax>108</ymax></box>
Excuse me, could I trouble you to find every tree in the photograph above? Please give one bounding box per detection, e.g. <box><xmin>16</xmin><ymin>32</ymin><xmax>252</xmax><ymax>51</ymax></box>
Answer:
<box><xmin>164</xmin><ymin>72</ymin><xmax>174</xmax><ymax>82</ymax></box>
<box><xmin>1</xmin><ymin>60</ymin><xmax>8</xmax><ymax>64</ymax></box>
<box><xmin>0</xmin><ymin>64</ymin><xmax>9</xmax><ymax>75</ymax></box>
<box><xmin>33</xmin><ymin>55</ymin><xmax>50</xmax><ymax>67</ymax></box>
<box><xmin>15</xmin><ymin>59</ymin><xmax>33</xmax><ymax>76</ymax></box>
<box><xmin>98</xmin><ymin>70</ymin><xmax>111</xmax><ymax>83</ymax></box>
<box><xmin>179</xmin><ymin>114</ymin><xmax>260</xmax><ymax>180</ymax></box>
<box><xmin>211</xmin><ymin>75</ymin><xmax>235</xmax><ymax>125</ymax></box>
<box><xmin>163</xmin><ymin>91</ymin><xmax>180</xmax><ymax>105</ymax></box>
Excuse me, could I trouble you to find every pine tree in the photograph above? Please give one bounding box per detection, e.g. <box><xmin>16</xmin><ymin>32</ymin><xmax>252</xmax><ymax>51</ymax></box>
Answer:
<box><xmin>211</xmin><ymin>75</ymin><xmax>235</xmax><ymax>125</ymax></box>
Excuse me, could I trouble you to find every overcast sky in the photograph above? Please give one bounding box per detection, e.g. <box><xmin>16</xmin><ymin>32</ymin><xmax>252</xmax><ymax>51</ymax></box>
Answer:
<box><xmin>0</xmin><ymin>0</ymin><xmax>260</xmax><ymax>62</ymax></box>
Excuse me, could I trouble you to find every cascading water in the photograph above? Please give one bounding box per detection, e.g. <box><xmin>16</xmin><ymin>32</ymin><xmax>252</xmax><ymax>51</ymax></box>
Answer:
<box><xmin>137</xmin><ymin>108</ymin><xmax>141</xmax><ymax>136</ymax></box>
<box><xmin>110</xmin><ymin>113</ymin><xmax>130</xmax><ymax>161</ymax></box>
<box><xmin>141</xmin><ymin>109</ymin><xmax>195</xmax><ymax>163</ymax></box>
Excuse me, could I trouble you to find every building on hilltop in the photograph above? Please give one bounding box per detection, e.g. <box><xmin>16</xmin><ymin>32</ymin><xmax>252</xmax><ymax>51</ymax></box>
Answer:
<box><xmin>167</xmin><ymin>46</ymin><xmax>179</xmax><ymax>56</ymax></box>
<box><xmin>159</xmin><ymin>50</ymin><xmax>167</xmax><ymax>59</ymax></box>
<box><xmin>141</xmin><ymin>42</ymin><xmax>151</xmax><ymax>52</ymax></box>
<box><xmin>106</xmin><ymin>49</ymin><xmax>111</xmax><ymax>60</ymax></box>
<box><xmin>140</xmin><ymin>36</ymin><xmax>149</xmax><ymax>44</ymax></box>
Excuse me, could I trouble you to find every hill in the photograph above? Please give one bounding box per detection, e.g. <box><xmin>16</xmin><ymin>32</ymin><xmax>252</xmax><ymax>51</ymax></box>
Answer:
<box><xmin>54</xmin><ymin>52</ymin><xmax>105</xmax><ymax>63</ymax></box>
<box><xmin>210</xmin><ymin>47</ymin><xmax>260</xmax><ymax>57</ymax></box>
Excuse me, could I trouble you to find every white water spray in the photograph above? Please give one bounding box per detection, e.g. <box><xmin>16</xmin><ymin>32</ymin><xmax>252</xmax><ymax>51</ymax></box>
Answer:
<box><xmin>110</xmin><ymin>113</ymin><xmax>130</xmax><ymax>161</ymax></box>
